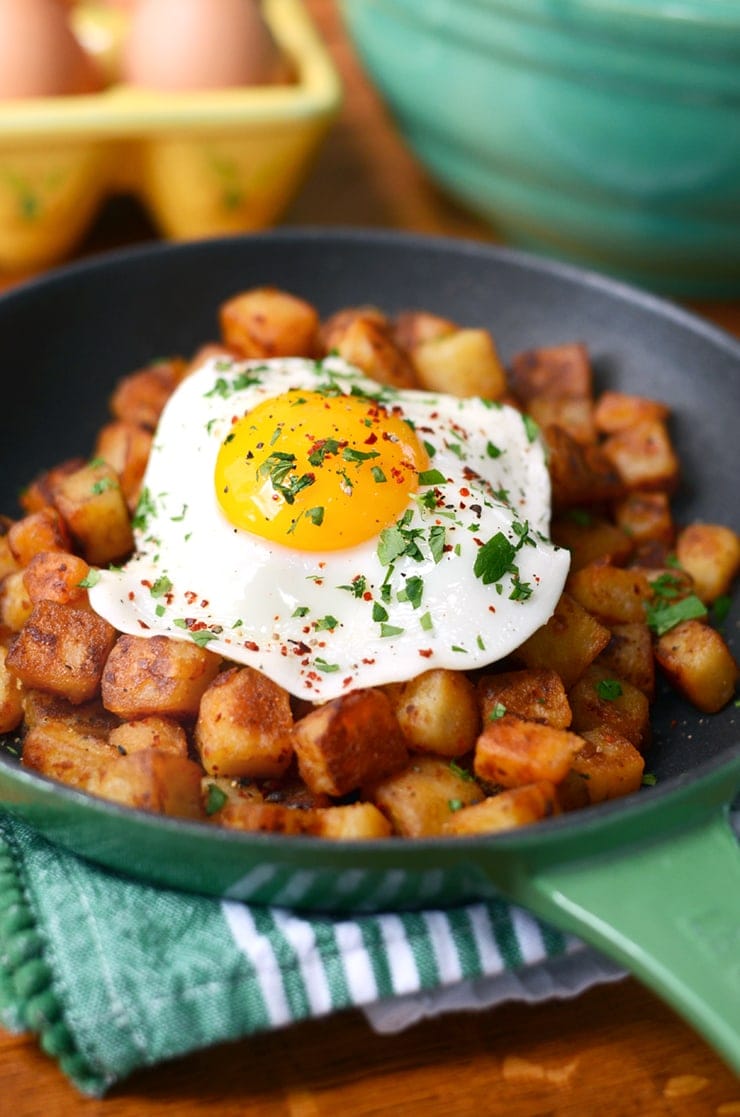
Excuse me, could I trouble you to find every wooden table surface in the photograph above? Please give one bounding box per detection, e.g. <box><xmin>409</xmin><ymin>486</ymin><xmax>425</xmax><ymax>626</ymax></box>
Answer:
<box><xmin>2</xmin><ymin>2</ymin><xmax>739</xmax><ymax>1113</ymax></box>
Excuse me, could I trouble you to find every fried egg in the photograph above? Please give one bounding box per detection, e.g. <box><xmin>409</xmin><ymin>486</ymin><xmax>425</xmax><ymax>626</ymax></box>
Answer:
<box><xmin>89</xmin><ymin>356</ymin><xmax>570</xmax><ymax>700</ymax></box>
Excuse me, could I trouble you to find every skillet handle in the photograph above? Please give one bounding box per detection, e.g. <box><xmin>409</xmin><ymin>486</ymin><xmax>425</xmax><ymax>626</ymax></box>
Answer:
<box><xmin>518</xmin><ymin>805</ymin><xmax>740</xmax><ymax>1074</ymax></box>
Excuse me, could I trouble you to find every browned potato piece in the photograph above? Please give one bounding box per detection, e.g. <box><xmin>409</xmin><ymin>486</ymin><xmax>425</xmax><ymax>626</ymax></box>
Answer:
<box><xmin>0</xmin><ymin>517</ymin><xmax>20</xmax><ymax>581</ymax></box>
<box><xmin>526</xmin><ymin>397</ymin><xmax>596</xmax><ymax>445</ymax></box>
<box><xmin>567</xmin><ymin>563</ymin><xmax>653</xmax><ymax>625</ymax></box>
<box><xmin>7</xmin><ymin>601</ymin><xmax>116</xmax><ymax>704</ymax></box>
<box><xmin>8</xmin><ymin>508</ymin><xmax>70</xmax><ymax>566</ymax></box>
<box><xmin>568</xmin><ymin>664</ymin><xmax>650</xmax><ymax>749</ymax></box>
<box><xmin>93</xmin><ymin>749</ymin><xmax>205</xmax><ymax>820</ymax></box>
<box><xmin>509</xmin><ymin>343</ymin><xmax>592</xmax><ymax>402</ymax></box>
<box><xmin>220</xmin><ymin>287</ymin><xmax>319</xmax><ymax>358</ymax></box>
<box><xmin>19</xmin><ymin>459</ymin><xmax>86</xmax><ymax>515</ymax></box>
<box><xmin>109</xmin><ymin>358</ymin><xmax>185</xmax><ymax>430</ymax></box>
<box><xmin>0</xmin><ymin>571</ymin><xmax>33</xmax><ymax>632</ymax></box>
<box><xmin>411</xmin><ymin>328</ymin><xmax>507</xmax><ymax>399</ymax></box>
<box><xmin>185</xmin><ymin>343</ymin><xmax>239</xmax><ymax>376</ymax></box>
<box><xmin>0</xmin><ymin>645</ymin><xmax>23</xmax><ymax>734</ymax></box>
<box><xmin>320</xmin><ymin>305</ymin><xmax>388</xmax><ymax>351</ymax></box>
<box><xmin>551</xmin><ymin>514</ymin><xmax>633</xmax><ymax>572</ymax></box>
<box><xmin>444</xmin><ymin>781</ymin><xmax>559</xmax><ymax>835</ymax></box>
<box><xmin>292</xmin><ymin>688</ymin><xmax>408</xmax><ymax>797</ymax></box>
<box><xmin>655</xmin><ymin>620</ymin><xmax>738</xmax><ymax>713</ymax></box>
<box><xmin>326</xmin><ymin>313</ymin><xmax>418</xmax><ymax>389</ymax></box>
<box><xmin>195</xmin><ymin>665</ymin><xmax>293</xmax><ymax>780</ymax></box>
<box><xmin>593</xmin><ymin>390</ymin><xmax>669</xmax><ymax>434</ymax></box>
<box><xmin>21</xmin><ymin>689</ymin><xmax>118</xmax><ymax>735</ymax></box>
<box><xmin>613</xmin><ymin>491</ymin><xmax>674</xmax><ymax>546</ymax></box>
<box><xmin>543</xmin><ymin>425</ymin><xmax>623</xmax><ymax>508</ymax></box>
<box><xmin>22</xmin><ymin>551</ymin><xmax>90</xmax><ymax>607</ymax></box>
<box><xmin>109</xmin><ymin>716</ymin><xmax>188</xmax><ymax>757</ymax></box>
<box><xmin>368</xmin><ymin>755</ymin><xmax>483</xmax><ymax>837</ymax></box>
<box><xmin>474</xmin><ymin>713</ymin><xmax>583</xmax><ymax>788</ymax></box>
<box><xmin>602</xmin><ymin>419</ymin><xmax>679</xmax><ymax>492</ymax></box>
<box><xmin>101</xmin><ymin>634</ymin><xmax>222</xmax><ymax>719</ymax></box>
<box><xmin>597</xmin><ymin>622</ymin><xmax>655</xmax><ymax>698</ymax></box>
<box><xmin>675</xmin><ymin>523</ymin><xmax>740</xmax><ymax>605</ymax></box>
<box><xmin>515</xmin><ymin>593</ymin><xmax>611</xmax><ymax>689</ymax></box>
<box><xmin>567</xmin><ymin>727</ymin><xmax>645</xmax><ymax>805</ymax></box>
<box><xmin>384</xmin><ymin>669</ymin><xmax>480</xmax><ymax>757</ymax></box>
<box><xmin>393</xmin><ymin>310</ymin><xmax>457</xmax><ymax>351</ymax></box>
<box><xmin>309</xmin><ymin>802</ymin><xmax>393</xmax><ymax>840</ymax></box>
<box><xmin>94</xmin><ymin>421</ymin><xmax>154</xmax><ymax>511</ymax></box>
<box><xmin>52</xmin><ymin>461</ymin><xmax>133</xmax><ymax>566</ymax></box>
<box><xmin>207</xmin><ymin>790</ymin><xmax>316</xmax><ymax>834</ymax></box>
<box><xmin>477</xmin><ymin>668</ymin><xmax>572</xmax><ymax>729</ymax></box>
<box><xmin>22</xmin><ymin>718</ymin><xmax>119</xmax><ymax>792</ymax></box>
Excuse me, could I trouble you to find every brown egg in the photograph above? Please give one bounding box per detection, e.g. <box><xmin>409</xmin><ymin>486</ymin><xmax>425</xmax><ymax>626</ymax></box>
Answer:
<box><xmin>0</xmin><ymin>0</ymin><xmax>104</xmax><ymax>99</ymax></box>
<box><xmin>122</xmin><ymin>0</ymin><xmax>290</xmax><ymax>92</ymax></box>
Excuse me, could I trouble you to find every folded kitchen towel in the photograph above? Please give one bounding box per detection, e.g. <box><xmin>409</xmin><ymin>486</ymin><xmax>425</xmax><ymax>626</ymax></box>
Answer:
<box><xmin>0</xmin><ymin>813</ymin><xmax>625</xmax><ymax>1096</ymax></box>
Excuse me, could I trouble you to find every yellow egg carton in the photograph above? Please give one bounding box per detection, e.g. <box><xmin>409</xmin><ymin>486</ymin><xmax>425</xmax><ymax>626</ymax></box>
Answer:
<box><xmin>0</xmin><ymin>0</ymin><xmax>342</xmax><ymax>274</ymax></box>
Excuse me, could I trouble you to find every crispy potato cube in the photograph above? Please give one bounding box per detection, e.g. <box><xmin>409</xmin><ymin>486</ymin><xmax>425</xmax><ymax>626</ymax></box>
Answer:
<box><xmin>384</xmin><ymin>669</ymin><xmax>480</xmax><ymax>757</ymax></box>
<box><xmin>526</xmin><ymin>397</ymin><xmax>596</xmax><ymax>445</ymax></box>
<box><xmin>326</xmin><ymin>313</ymin><xmax>418</xmax><ymax>389</ymax></box>
<box><xmin>543</xmin><ymin>425</ymin><xmax>623</xmax><ymax>508</ymax></box>
<box><xmin>368</xmin><ymin>755</ymin><xmax>483</xmax><ymax>837</ymax></box>
<box><xmin>109</xmin><ymin>358</ymin><xmax>185</xmax><ymax>429</ymax></box>
<box><xmin>655</xmin><ymin>620</ymin><xmax>738</xmax><ymax>713</ymax></box>
<box><xmin>207</xmin><ymin>790</ymin><xmax>315</xmax><ymax>834</ymax></box>
<box><xmin>567</xmin><ymin>563</ymin><xmax>653</xmax><ymax>624</ymax></box>
<box><xmin>393</xmin><ymin>310</ymin><xmax>457</xmax><ymax>351</ymax></box>
<box><xmin>195</xmin><ymin>666</ymin><xmax>293</xmax><ymax>779</ymax></box>
<box><xmin>220</xmin><ymin>287</ymin><xmax>319</xmax><ymax>359</ymax></box>
<box><xmin>597</xmin><ymin>622</ymin><xmax>655</xmax><ymax>698</ymax></box>
<box><xmin>7</xmin><ymin>601</ymin><xmax>116</xmax><ymax>704</ymax></box>
<box><xmin>675</xmin><ymin>523</ymin><xmax>740</xmax><ymax>604</ymax></box>
<box><xmin>602</xmin><ymin>419</ymin><xmax>679</xmax><ymax>492</ymax></box>
<box><xmin>477</xmin><ymin>668</ymin><xmax>572</xmax><ymax>729</ymax></box>
<box><xmin>568</xmin><ymin>727</ymin><xmax>645</xmax><ymax>805</ymax></box>
<box><xmin>109</xmin><ymin>716</ymin><xmax>188</xmax><ymax>757</ymax></box>
<box><xmin>320</xmin><ymin>305</ymin><xmax>388</xmax><ymax>351</ymax></box>
<box><xmin>21</xmin><ymin>689</ymin><xmax>118</xmax><ymax>735</ymax></box>
<box><xmin>185</xmin><ymin>343</ymin><xmax>239</xmax><ymax>376</ymax></box>
<box><xmin>0</xmin><ymin>519</ymin><xmax>20</xmax><ymax>581</ymax></box>
<box><xmin>594</xmin><ymin>390</ymin><xmax>668</xmax><ymax>433</ymax></box>
<box><xmin>309</xmin><ymin>802</ymin><xmax>393</xmax><ymax>840</ymax></box>
<box><xmin>19</xmin><ymin>459</ymin><xmax>86</xmax><ymax>515</ymax></box>
<box><xmin>551</xmin><ymin>514</ymin><xmax>633</xmax><ymax>571</ymax></box>
<box><xmin>101</xmin><ymin>634</ymin><xmax>222</xmax><ymax>719</ymax></box>
<box><xmin>613</xmin><ymin>490</ymin><xmax>674</xmax><ymax>546</ymax></box>
<box><xmin>0</xmin><ymin>571</ymin><xmax>33</xmax><ymax>632</ymax></box>
<box><xmin>568</xmin><ymin>665</ymin><xmax>650</xmax><ymax>748</ymax></box>
<box><xmin>0</xmin><ymin>646</ymin><xmax>23</xmax><ymax>734</ymax></box>
<box><xmin>515</xmin><ymin>593</ymin><xmax>611</xmax><ymax>689</ymax></box>
<box><xmin>474</xmin><ymin>713</ymin><xmax>583</xmax><ymax>788</ymax></box>
<box><xmin>509</xmin><ymin>343</ymin><xmax>591</xmax><ymax>402</ymax></box>
<box><xmin>411</xmin><ymin>328</ymin><xmax>507</xmax><ymax>399</ymax></box>
<box><xmin>94</xmin><ymin>421</ymin><xmax>153</xmax><ymax>511</ymax></box>
<box><xmin>93</xmin><ymin>749</ymin><xmax>205</xmax><ymax>819</ymax></box>
<box><xmin>292</xmin><ymin>688</ymin><xmax>408</xmax><ymax>797</ymax></box>
<box><xmin>22</xmin><ymin>719</ymin><xmax>119</xmax><ymax>792</ymax></box>
<box><xmin>444</xmin><ymin>781</ymin><xmax>559</xmax><ymax>835</ymax></box>
<box><xmin>22</xmin><ymin>551</ymin><xmax>90</xmax><ymax>607</ymax></box>
<box><xmin>8</xmin><ymin>508</ymin><xmax>70</xmax><ymax>565</ymax></box>
<box><xmin>52</xmin><ymin>461</ymin><xmax>133</xmax><ymax>566</ymax></box>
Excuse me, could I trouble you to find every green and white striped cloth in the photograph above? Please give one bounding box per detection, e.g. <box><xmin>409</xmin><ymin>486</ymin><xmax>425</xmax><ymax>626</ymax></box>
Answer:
<box><xmin>0</xmin><ymin>815</ymin><xmax>623</xmax><ymax>1096</ymax></box>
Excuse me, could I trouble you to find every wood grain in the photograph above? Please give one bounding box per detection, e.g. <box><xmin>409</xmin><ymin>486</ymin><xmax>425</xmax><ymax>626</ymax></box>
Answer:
<box><xmin>1</xmin><ymin>1</ymin><xmax>739</xmax><ymax>1112</ymax></box>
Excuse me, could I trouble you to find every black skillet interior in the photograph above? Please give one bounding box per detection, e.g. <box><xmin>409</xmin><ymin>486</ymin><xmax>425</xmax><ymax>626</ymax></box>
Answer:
<box><xmin>0</xmin><ymin>228</ymin><xmax>738</xmax><ymax>794</ymax></box>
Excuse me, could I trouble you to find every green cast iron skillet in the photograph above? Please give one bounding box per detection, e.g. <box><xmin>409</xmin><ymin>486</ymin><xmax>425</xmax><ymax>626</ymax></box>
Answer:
<box><xmin>0</xmin><ymin>230</ymin><xmax>738</xmax><ymax>1068</ymax></box>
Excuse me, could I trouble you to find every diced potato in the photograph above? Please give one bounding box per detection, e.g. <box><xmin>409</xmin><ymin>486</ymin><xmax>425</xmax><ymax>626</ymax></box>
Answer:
<box><xmin>367</xmin><ymin>755</ymin><xmax>483</xmax><ymax>837</ymax></box>
<box><xmin>597</xmin><ymin>622</ymin><xmax>655</xmax><ymax>698</ymax></box>
<box><xmin>220</xmin><ymin>287</ymin><xmax>320</xmax><ymax>359</ymax></box>
<box><xmin>675</xmin><ymin>523</ymin><xmax>740</xmax><ymax>605</ymax></box>
<box><xmin>291</xmin><ymin>688</ymin><xmax>408</xmax><ymax>797</ymax></box>
<box><xmin>567</xmin><ymin>563</ymin><xmax>653</xmax><ymax>625</ymax></box>
<box><xmin>195</xmin><ymin>665</ymin><xmax>293</xmax><ymax>779</ymax></box>
<box><xmin>411</xmin><ymin>328</ymin><xmax>507</xmax><ymax>399</ymax></box>
<box><xmin>109</xmin><ymin>716</ymin><xmax>188</xmax><ymax>757</ymax></box>
<box><xmin>22</xmin><ymin>551</ymin><xmax>91</xmax><ymax>607</ymax></box>
<box><xmin>543</xmin><ymin>425</ymin><xmax>623</xmax><ymax>508</ymax></box>
<box><xmin>568</xmin><ymin>664</ymin><xmax>650</xmax><ymax>749</ymax></box>
<box><xmin>7</xmin><ymin>601</ymin><xmax>116</xmax><ymax>704</ymax></box>
<box><xmin>444</xmin><ymin>781</ymin><xmax>559</xmax><ymax>835</ymax></box>
<box><xmin>324</xmin><ymin>312</ymin><xmax>418</xmax><ymax>389</ymax></box>
<box><xmin>8</xmin><ymin>508</ymin><xmax>70</xmax><ymax>565</ymax></box>
<box><xmin>594</xmin><ymin>390</ymin><xmax>669</xmax><ymax>434</ymax></box>
<box><xmin>0</xmin><ymin>645</ymin><xmax>23</xmax><ymax>734</ymax></box>
<box><xmin>22</xmin><ymin>718</ymin><xmax>119</xmax><ymax>792</ymax></box>
<box><xmin>384</xmin><ymin>669</ymin><xmax>480</xmax><ymax>757</ymax></box>
<box><xmin>613</xmin><ymin>491</ymin><xmax>674</xmax><ymax>546</ymax></box>
<box><xmin>509</xmin><ymin>343</ymin><xmax>592</xmax><ymax>402</ymax></box>
<box><xmin>477</xmin><ymin>668</ymin><xmax>572</xmax><ymax>729</ymax></box>
<box><xmin>320</xmin><ymin>305</ymin><xmax>388</xmax><ymax>351</ymax></box>
<box><xmin>93</xmin><ymin>749</ymin><xmax>205</xmax><ymax>819</ymax></box>
<box><xmin>94</xmin><ymin>421</ymin><xmax>153</xmax><ymax>511</ymax></box>
<box><xmin>515</xmin><ymin>592</ymin><xmax>611</xmax><ymax>689</ymax></box>
<box><xmin>52</xmin><ymin>461</ymin><xmax>134</xmax><ymax>566</ymax></box>
<box><xmin>655</xmin><ymin>620</ymin><xmax>738</xmax><ymax>713</ymax></box>
<box><xmin>19</xmin><ymin>459</ymin><xmax>86</xmax><ymax>515</ymax></box>
<box><xmin>101</xmin><ymin>634</ymin><xmax>222</xmax><ymax>719</ymax></box>
<box><xmin>309</xmin><ymin>802</ymin><xmax>393</xmax><ymax>840</ymax></box>
<box><xmin>109</xmin><ymin>358</ymin><xmax>185</xmax><ymax>429</ymax></box>
<box><xmin>551</xmin><ymin>514</ymin><xmax>633</xmax><ymax>571</ymax></box>
<box><xmin>567</xmin><ymin>727</ymin><xmax>645</xmax><ymax>805</ymax></box>
<box><xmin>206</xmin><ymin>788</ymin><xmax>315</xmax><ymax>834</ymax></box>
<box><xmin>21</xmin><ymin>689</ymin><xmax>118</xmax><ymax>735</ymax></box>
<box><xmin>526</xmin><ymin>397</ymin><xmax>596</xmax><ymax>445</ymax></box>
<box><xmin>474</xmin><ymin>713</ymin><xmax>583</xmax><ymax>788</ymax></box>
<box><xmin>0</xmin><ymin>571</ymin><xmax>33</xmax><ymax>632</ymax></box>
<box><xmin>602</xmin><ymin>419</ymin><xmax>679</xmax><ymax>492</ymax></box>
<box><xmin>185</xmin><ymin>342</ymin><xmax>238</xmax><ymax>376</ymax></box>
<box><xmin>0</xmin><ymin>518</ymin><xmax>20</xmax><ymax>581</ymax></box>
<box><xmin>393</xmin><ymin>310</ymin><xmax>457</xmax><ymax>351</ymax></box>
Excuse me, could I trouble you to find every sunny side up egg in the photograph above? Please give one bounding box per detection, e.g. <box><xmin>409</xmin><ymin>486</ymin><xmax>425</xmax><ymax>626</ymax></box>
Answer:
<box><xmin>89</xmin><ymin>356</ymin><xmax>571</xmax><ymax>701</ymax></box>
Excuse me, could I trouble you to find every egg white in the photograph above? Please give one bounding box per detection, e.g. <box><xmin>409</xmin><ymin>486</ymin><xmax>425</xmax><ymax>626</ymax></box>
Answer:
<box><xmin>89</xmin><ymin>356</ymin><xmax>570</xmax><ymax>700</ymax></box>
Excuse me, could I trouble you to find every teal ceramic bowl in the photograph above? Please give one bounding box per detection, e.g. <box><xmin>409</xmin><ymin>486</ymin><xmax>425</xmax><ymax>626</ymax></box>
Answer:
<box><xmin>340</xmin><ymin>0</ymin><xmax>740</xmax><ymax>296</ymax></box>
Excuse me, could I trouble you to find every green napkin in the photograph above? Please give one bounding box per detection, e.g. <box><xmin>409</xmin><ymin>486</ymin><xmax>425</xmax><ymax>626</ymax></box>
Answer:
<box><xmin>0</xmin><ymin>813</ymin><xmax>615</xmax><ymax>1096</ymax></box>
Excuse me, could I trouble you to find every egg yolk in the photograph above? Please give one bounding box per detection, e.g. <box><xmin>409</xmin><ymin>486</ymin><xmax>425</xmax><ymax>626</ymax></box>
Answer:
<box><xmin>215</xmin><ymin>389</ymin><xmax>430</xmax><ymax>551</ymax></box>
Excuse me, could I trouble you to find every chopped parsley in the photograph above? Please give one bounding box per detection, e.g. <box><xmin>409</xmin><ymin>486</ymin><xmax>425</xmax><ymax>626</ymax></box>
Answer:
<box><xmin>78</xmin><ymin>570</ymin><xmax>101</xmax><ymax>589</ymax></box>
<box><xmin>205</xmin><ymin>783</ymin><xmax>228</xmax><ymax>815</ymax></box>
<box><xmin>645</xmin><ymin>593</ymin><xmax>707</xmax><ymax>636</ymax></box>
<box><xmin>314</xmin><ymin>658</ymin><xmax>340</xmax><ymax>673</ymax></box>
<box><xmin>488</xmin><ymin>702</ymin><xmax>507</xmax><ymax>721</ymax></box>
<box><xmin>473</xmin><ymin>532</ymin><xmax>516</xmax><ymax>585</ymax></box>
<box><xmin>190</xmin><ymin>630</ymin><xmax>218</xmax><ymax>647</ymax></box>
<box><xmin>132</xmin><ymin>487</ymin><xmax>156</xmax><ymax>531</ymax></box>
<box><xmin>150</xmin><ymin>575</ymin><xmax>172</xmax><ymax>598</ymax></box>
<box><xmin>418</xmin><ymin>468</ymin><xmax>447</xmax><ymax>486</ymax></box>
<box><xmin>596</xmin><ymin>678</ymin><xmax>623</xmax><ymax>701</ymax></box>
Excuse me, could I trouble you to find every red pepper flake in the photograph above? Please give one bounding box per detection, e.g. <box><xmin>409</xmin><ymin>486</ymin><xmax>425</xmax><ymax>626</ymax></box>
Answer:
<box><xmin>364</xmin><ymin>432</ymin><xmax>378</xmax><ymax>445</ymax></box>
<box><xmin>128</xmin><ymin>591</ymin><xmax>135</xmax><ymax>601</ymax></box>
<box><xmin>137</xmin><ymin>620</ymin><xmax>150</xmax><ymax>629</ymax></box>
<box><xmin>363</xmin><ymin>591</ymin><xmax>373</xmax><ymax>602</ymax></box>
<box><xmin>245</xmin><ymin>640</ymin><xmax>260</xmax><ymax>652</ymax></box>
<box><xmin>185</xmin><ymin>590</ymin><xmax>198</xmax><ymax>605</ymax></box>
<box><xmin>200</xmin><ymin>599</ymin><xmax>209</xmax><ymax>608</ymax></box>
<box><xmin>459</xmin><ymin>487</ymin><xmax>470</xmax><ymax>497</ymax></box>
<box><xmin>418</xmin><ymin>648</ymin><xmax>433</xmax><ymax>658</ymax></box>
<box><xmin>140</xmin><ymin>578</ymin><xmax>153</xmax><ymax>589</ymax></box>
<box><xmin>342</xmin><ymin>677</ymin><xmax>353</xmax><ymax>688</ymax></box>
<box><xmin>361</xmin><ymin>657</ymin><xmax>376</xmax><ymax>665</ymax></box>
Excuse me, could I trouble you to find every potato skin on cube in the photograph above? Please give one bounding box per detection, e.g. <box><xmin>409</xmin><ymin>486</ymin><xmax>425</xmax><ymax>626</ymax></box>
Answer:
<box><xmin>368</xmin><ymin>755</ymin><xmax>483</xmax><ymax>837</ymax></box>
<box><xmin>384</xmin><ymin>669</ymin><xmax>480</xmax><ymax>757</ymax></box>
<box><xmin>219</xmin><ymin>287</ymin><xmax>320</xmax><ymax>359</ymax></box>
<box><xmin>195</xmin><ymin>665</ymin><xmax>293</xmax><ymax>779</ymax></box>
<box><xmin>477</xmin><ymin>668</ymin><xmax>572</xmax><ymax>730</ymax></box>
<box><xmin>474</xmin><ymin>713</ymin><xmax>583</xmax><ymax>788</ymax></box>
<box><xmin>655</xmin><ymin>620</ymin><xmax>738</xmax><ymax>713</ymax></box>
<box><xmin>22</xmin><ymin>718</ymin><xmax>120</xmax><ymax>792</ymax></box>
<box><xmin>444</xmin><ymin>781</ymin><xmax>559</xmax><ymax>836</ymax></box>
<box><xmin>292</xmin><ymin>688</ymin><xmax>408</xmax><ymax>797</ymax></box>
<box><xmin>93</xmin><ymin>749</ymin><xmax>205</xmax><ymax>820</ymax></box>
<box><xmin>568</xmin><ymin>664</ymin><xmax>650</xmax><ymax>749</ymax></box>
<box><xmin>7</xmin><ymin>601</ymin><xmax>116</xmax><ymax>705</ymax></box>
<box><xmin>101</xmin><ymin>633</ymin><xmax>222</xmax><ymax>719</ymax></box>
